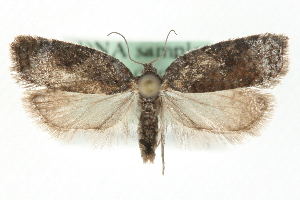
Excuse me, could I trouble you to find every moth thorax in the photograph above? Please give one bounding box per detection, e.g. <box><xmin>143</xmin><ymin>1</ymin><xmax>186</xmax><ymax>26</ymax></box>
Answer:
<box><xmin>138</xmin><ymin>74</ymin><xmax>161</xmax><ymax>98</ymax></box>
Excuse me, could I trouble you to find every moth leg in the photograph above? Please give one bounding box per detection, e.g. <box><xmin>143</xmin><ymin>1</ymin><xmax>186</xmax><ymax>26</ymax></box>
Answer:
<box><xmin>161</xmin><ymin>130</ymin><xmax>165</xmax><ymax>175</ymax></box>
<box><xmin>156</xmin><ymin>138</ymin><xmax>161</xmax><ymax>146</ymax></box>
<box><xmin>159</xmin><ymin>96</ymin><xmax>165</xmax><ymax>175</ymax></box>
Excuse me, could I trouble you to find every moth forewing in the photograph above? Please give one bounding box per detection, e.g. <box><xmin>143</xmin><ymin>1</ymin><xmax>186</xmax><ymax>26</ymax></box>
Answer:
<box><xmin>162</xmin><ymin>33</ymin><xmax>289</xmax><ymax>93</ymax></box>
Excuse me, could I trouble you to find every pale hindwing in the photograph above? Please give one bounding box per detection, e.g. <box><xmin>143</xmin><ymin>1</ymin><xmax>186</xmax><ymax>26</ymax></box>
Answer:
<box><xmin>161</xmin><ymin>88</ymin><xmax>273</xmax><ymax>148</ymax></box>
<box><xmin>25</xmin><ymin>90</ymin><xmax>140</xmax><ymax>146</ymax></box>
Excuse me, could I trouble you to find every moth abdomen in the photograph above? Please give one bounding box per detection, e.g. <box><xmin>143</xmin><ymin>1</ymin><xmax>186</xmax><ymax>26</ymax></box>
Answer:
<box><xmin>138</xmin><ymin>98</ymin><xmax>159</xmax><ymax>163</ymax></box>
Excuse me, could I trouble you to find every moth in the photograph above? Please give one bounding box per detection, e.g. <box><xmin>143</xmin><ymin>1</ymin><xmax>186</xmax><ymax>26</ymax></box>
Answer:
<box><xmin>10</xmin><ymin>31</ymin><xmax>288</xmax><ymax>174</ymax></box>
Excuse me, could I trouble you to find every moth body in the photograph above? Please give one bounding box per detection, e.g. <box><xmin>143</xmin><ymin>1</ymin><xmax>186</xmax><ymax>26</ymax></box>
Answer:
<box><xmin>138</xmin><ymin>64</ymin><xmax>162</xmax><ymax>163</ymax></box>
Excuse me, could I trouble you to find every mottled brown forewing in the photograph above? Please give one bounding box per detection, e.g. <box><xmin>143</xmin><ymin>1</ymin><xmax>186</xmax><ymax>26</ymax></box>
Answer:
<box><xmin>162</xmin><ymin>33</ymin><xmax>288</xmax><ymax>93</ymax></box>
<box><xmin>10</xmin><ymin>36</ymin><xmax>135</xmax><ymax>94</ymax></box>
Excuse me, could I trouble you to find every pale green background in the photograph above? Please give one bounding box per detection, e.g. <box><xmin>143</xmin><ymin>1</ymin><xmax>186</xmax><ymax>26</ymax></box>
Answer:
<box><xmin>76</xmin><ymin>41</ymin><xmax>210</xmax><ymax>76</ymax></box>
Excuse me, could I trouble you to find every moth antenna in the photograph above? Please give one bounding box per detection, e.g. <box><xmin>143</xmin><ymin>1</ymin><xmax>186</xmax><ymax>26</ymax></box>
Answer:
<box><xmin>108</xmin><ymin>30</ymin><xmax>177</xmax><ymax>66</ymax></box>
<box><xmin>107</xmin><ymin>32</ymin><xmax>143</xmax><ymax>65</ymax></box>
<box><xmin>149</xmin><ymin>30</ymin><xmax>177</xmax><ymax>64</ymax></box>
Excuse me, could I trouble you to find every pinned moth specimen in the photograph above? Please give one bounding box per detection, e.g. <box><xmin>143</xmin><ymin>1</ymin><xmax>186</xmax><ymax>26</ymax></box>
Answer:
<box><xmin>10</xmin><ymin>31</ymin><xmax>288</xmax><ymax>174</ymax></box>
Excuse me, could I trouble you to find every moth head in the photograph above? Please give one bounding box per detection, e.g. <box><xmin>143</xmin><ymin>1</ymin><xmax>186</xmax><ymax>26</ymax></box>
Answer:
<box><xmin>138</xmin><ymin>73</ymin><xmax>161</xmax><ymax>98</ymax></box>
<box><xmin>142</xmin><ymin>63</ymin><xmax>158</xmax><ymax>74</ymax></box>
